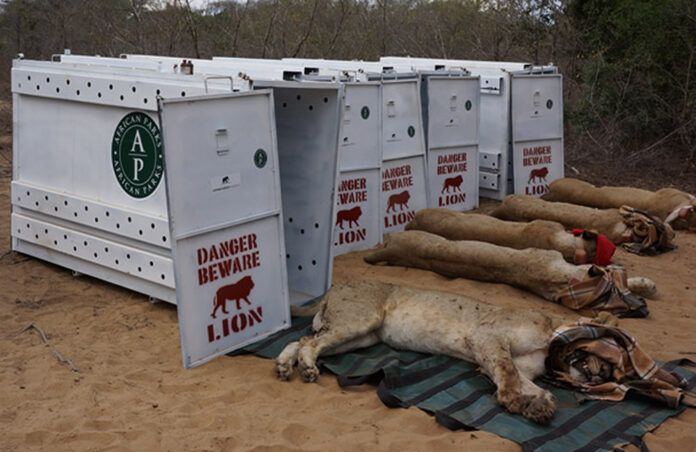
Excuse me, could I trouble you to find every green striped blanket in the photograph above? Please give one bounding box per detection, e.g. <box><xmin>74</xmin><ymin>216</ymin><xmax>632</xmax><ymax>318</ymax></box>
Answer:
<box><xmin>238</xmin><ymin>316</ymin><xmax>695</xmax><ymax>452</ymax></box>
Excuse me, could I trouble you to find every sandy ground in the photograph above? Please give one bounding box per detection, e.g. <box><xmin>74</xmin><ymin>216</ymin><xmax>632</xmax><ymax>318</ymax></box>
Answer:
<box><xmin>1</xmin><ymin>112</ymin><xmax>695</xmax><ymax>449</ymax></box>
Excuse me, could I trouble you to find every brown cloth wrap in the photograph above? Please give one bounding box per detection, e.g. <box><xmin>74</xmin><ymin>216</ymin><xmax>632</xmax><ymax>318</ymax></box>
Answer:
<box><xmin>619</xmin><ymin>205</ymin><xmax>675</xmax><ymax>255</ymax></box>
<box><xmin>545</xmin><ymin>322</ymin><xmax>693</xmax><ymax>408</ymax></box>
<box><xmin>554</xmin><ymin>265</ymin><xmax>649</xmax><ymax>318</ymax></box>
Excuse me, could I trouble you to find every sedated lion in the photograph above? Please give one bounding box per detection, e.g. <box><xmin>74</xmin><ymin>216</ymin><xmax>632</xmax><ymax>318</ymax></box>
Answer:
<box><xmin>275</xmin><ymin>281</ymin><xmax>620</xmax><ymax>425</ymax></box>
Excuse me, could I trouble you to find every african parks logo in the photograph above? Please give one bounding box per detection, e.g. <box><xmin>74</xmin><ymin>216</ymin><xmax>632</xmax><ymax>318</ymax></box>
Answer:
<box><xmin>111</xmin><ymin>112</ymin><xmax>163</xmax><ymax>199</ymax></box>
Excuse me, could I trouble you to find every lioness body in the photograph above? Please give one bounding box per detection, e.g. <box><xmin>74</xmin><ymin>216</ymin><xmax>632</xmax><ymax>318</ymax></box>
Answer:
<box><xmin>366</xmin><ymin>230</ymin><xmax>582</xmax><ymax>300</ymax></box>
<box><xmin>406</xmin><ymin>208</ymin><xmax>595</xmax><ymax>264</ymax></box>
<box><xmin>543</xmin><ymin>178</ymin><xmax>696</xmax><ymax>230</ymax></box>
<box><xmin>276</xmin><ymin>281</ymin><xmax>612</xmax><ymax>424</ymax></box>
<box><xmin>363</xmin><ymin>230</ymin><xmax>655</xmax><ymax>302</ymax></box>
<box><xmin>492</xmin><ymin>195</ymin><xmax>629</xmax><ymax>243</ymax></box>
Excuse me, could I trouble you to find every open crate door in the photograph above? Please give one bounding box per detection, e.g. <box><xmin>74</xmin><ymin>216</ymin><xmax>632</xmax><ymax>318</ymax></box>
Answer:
<box><xmin>510</xmin><ymin>73</ymin><xmax>564</xmax><ymax>197</ymax></box>
<box><xmin>159</xmin><ymin>91</ymin><xmax>290</xmax><ymax>368</ymax></box>
<box><xmin>425</xmin><ymin>75</ymin><xmax>480</xmax><ymax>211</ymax></box>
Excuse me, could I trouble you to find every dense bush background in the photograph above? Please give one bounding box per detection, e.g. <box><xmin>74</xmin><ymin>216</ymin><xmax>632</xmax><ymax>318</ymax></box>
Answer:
<box><xmin>0</xmin><ymin>0</ymin><xmax>694</xmax><ymax>183</ymax></box>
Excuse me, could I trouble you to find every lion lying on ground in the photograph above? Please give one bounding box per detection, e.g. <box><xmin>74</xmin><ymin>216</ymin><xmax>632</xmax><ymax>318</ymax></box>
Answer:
<box><xmin>406</xmin><ymin>208</ymin><xmax>610</xmax><ymax>265</ymax></box>
<box><xmin>491</xmin><ymin>194</ymin><xmax>675</xmax><ymax>253</ymax></box>
<box><xmin>275</xmin><ymin>280</ymin><xmax>619</xmax><ymax>424</ymax></box>
<box><xmin>542</xmin><ymin>178</ymin><xmax>696</xmax><ymax>231</ymax></box>
<box><xmin>363</xmin><ymin>230</ymin><xmax>655</xmax><ymax>314</ymax></box>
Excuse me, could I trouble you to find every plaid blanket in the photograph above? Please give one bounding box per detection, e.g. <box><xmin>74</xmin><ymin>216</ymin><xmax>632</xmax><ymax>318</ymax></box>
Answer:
<box><xmin>619</xmin><ymin>205</ymin><xmax>675</xmax><ymax>255</ymax></box>
<box><xmin>238</xmin><ymin>316</ymin><xmax>695</xmax><ymax>451</ymax></box>
<box><xmin>545</xmin><ymin>323</ymin><xmax>694</xmax><ymax>409</ymax></box>
<box><xmin>553</xmin><ymin>265</ymin><xmax>649</xmax><ymax>318</ymax></box>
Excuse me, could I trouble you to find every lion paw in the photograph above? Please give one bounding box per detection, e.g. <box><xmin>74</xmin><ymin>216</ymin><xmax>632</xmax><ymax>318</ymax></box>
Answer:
<box><xmin>275</xmin><ymin>361</ymin><xmax>294</xmax><ymax>381</ymax></box>
<box><xmin>521</xmin><ymin>393</ymin><xmax>556</xmax><ymax>425</ymax></box>
<box><xmin>299</xmin><ymin>362</ymin><xmax>320</xmax><ymax>383</ymax></box>
<box><xmin>497</xmin><ymin>389</ymin><xmax>524</xmax><ymax>414</ymax></box>
<box><xmin>627</xmin><ymin>277</ymin><xmax>657</xmax><ymax>299</ymax></box>
<box><xmin>593</xmin><ymin>311</ymin><xmax>619</xmax><ymax>327</ymax></box>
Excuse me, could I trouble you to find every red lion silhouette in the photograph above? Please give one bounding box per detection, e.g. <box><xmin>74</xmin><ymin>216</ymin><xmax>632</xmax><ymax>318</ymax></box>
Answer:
<box><xmin>336</xmin><ymin>206</ymin><xmax>362</xmax><ymax>229</ymax></box>
<box><xmin>441</xmin><ymin>175</ymin><xmax>463</xmax><ymax>193</ymax></box>
<box><xmin>211</xmin><ymin>275</ymin><xmax>255</xmax><ymax>319</ymax></box>
<box><xmin>528</xmin><ymin>166</ymin><xmax>549</xmax><ymax>184</ymax></box>
<box><xmin>387</xmin><ymin>190</ymin><xmax>410</xmax><ymax>213</ymax></box>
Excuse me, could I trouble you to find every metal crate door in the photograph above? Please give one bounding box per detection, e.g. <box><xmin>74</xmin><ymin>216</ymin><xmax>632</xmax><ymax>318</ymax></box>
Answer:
<box><xmin>425</xmin><ymin>76</ymin><xmax>480</xmax><ymax>211</ymax></box>
<box><xmin>510</xmin><ymin>74</ymin><xmax>564</xmax><ymax>197</ymax></box>
<box><xmin>380</xmin><ymin>79</ymin><xmax>428</xmax><ymax>235</ymax></box>
<box><xmin>334</xmin><ymin>83</ymin><xmax>382</xmax><ymax>255</ymax></box>
<box><xmin>159</xmin><ymin>91</ymin><xmax>290</xmax><ymax>369</ymax></box>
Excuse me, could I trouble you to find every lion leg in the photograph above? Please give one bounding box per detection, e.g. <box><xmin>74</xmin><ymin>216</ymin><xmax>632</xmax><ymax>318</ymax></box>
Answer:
<box><xmin>471</xmin><ymin>339</ymin><xmax>554</xmax><ymax>424</ymax></box>
<box><xmin>296</xmin><ymin>318</ymin><xmax>383</xmax><ymax>383</ymax></box>
<box><xmin>513</xmin><ymin>351</ymin><xmax>556</xmax><ymax>425</ymax></box>
<box><xmin>275</xmin><ymin>341</ymin><xmax>300</xmax><ymax>380</ymax></box>
<box><xmin>363</xmin><ymin>245</ymin><xmax>393</xmax><ymax>265</ymax></box>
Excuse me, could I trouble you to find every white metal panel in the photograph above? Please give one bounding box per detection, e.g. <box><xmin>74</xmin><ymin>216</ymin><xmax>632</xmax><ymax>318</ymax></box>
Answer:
<box><xmin>158</xmin><ymin>94</ymin><xmax>279</xmax><ymax>235</ymax></box>
<box><xmin>422</xmin><ymin>75</ymin><xmax>480</xmax><ymax>211</ymax></box>
<box><xmin>12</xmin><ymin>212</ymin><xmax>174</xmax><ymax>288</ymax></box>
<box><xmin>281</xmin><ymin>58</ymin><xmax>389</xmax><ymax>75</ymax></box>
<box><xmin>479</xmin><ymin>151</ymin><xmax>501</xmax><ymax>171</ymax></box>
<box><xmin>511</xmin><ymin>74</ymin><xmax>563</xmax><ymax>142</ymax></box>
<box><xmin>380</xmin><ymin>56</ymin><xmax>533</xmax><ymax>72</ymax></box>
<box><xmin>428</xmin><ymin>146</ymin><xmax>478</xmax><ymax>211</ymax></box>
<box><xmin>479</xmin><ymin>171</ymin><xmax>500</xmax><ymax>190</ymax></box>
<box><xmin>269</xmin><ymin>85</ymin><xmax>342</xmax><ymax>301</ymax></box>
<box><xmin>160</xmin><ymin>92</ymin><xmax>289</xmax><ymax>368</ymax></box>
<box><xmin>470</xmin><ymin>69</ymin><xmax>512</xmax><ymax>200</ymax></box>
<box><xmin>11</xmin><ymin>181</ymin><xmax>170</xmax><ymax>248</ymax></box>
<box><xmin>15</xmin><ymin>96</ymin><xmax>169</xmax><ymax>216</ymax></box>
<box><xmin>511</xmin><ymin>74</ymin><xmax>564</xmax><ymax>197</ymax></box>
<box><xmin>339</xmin><ymin>83</ymin><xmax>382</xmax><ymax>171</ymax></box>
<box><xmin>381</xmin><ymin>156</ymin><xmax>428</xmax><ymax>235</ymax></box>
<box><xmin>333</xmin><ymin>168</ymin><xmax>381</xmax><ymax>255</ymax></box>
<box><xmin>381</xmin><ymin>79</ymin><xmax>425</xmax><ymax>160</ymax></box>
<box><xmin>12</xmin><ymin>64</ymin><xmax>231</xmax><ymax>110</ymax></box>
<box><xmin>426</xmin><ymin>76</ymin><xmax>479</xmax><ymax>150</ymax></box>
<box><xmin>124</xmin><ymin>54</ymin><xmax>304</xmax><ymax>84</ymax></box>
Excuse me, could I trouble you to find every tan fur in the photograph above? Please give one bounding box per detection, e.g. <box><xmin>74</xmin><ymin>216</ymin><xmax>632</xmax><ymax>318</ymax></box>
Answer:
<box><xmin>543</xmin><ymin>178</ymin><xmax>696</xmax><ymax>231</ymax></box>
<box><xmin>492</xmin><ymin>194</ymin><xmax>629</xmax><ymax>244</ymax></box>
<box><xmin>276</xmin><ymin>281</ymin><xmax>620</xmax><ymax>424</ymax></box>
<box><xmin>363</xmin><ymin>230</ymin><xmax>656</xmax><ymax>301</ymax></box>
<box><xmin>406</xmin><ymin>208</ymin><xmax>596</xmax><ymax>264</ymax></box>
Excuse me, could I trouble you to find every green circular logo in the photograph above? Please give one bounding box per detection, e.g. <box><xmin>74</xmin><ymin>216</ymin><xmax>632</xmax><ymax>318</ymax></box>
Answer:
<box><xmin>111</xmin><ymin>112</ymin><xmax>163</xmax><ymax>199</ymax></box>
<box><xmin>407</xmin><ymin>125</ymin><xmax>415</xmax><ymax>138</ymax></box>
<box><xmin>254</xmin><ymin>149</ymin><xmax>268</xmax><ymax>168</ymax></box>
<box><xmin>546</xmin><ymin>99</ymin><xmax>553</xmax><ymax>109</ymax></box>
<box><xmin>465</xmin><ymin>100</ymin><xmax>472</xmax><ymax>111</ymax></box>
<box><xmin>361</xmin><ymin>106</ymin><xmax>370</xmax><ymax>120</ymax></box>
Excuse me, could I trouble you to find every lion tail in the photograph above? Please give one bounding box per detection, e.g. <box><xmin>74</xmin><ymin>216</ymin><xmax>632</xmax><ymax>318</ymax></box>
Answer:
<box><xmin>290</xmin><ymin>297</ymin><xmax>323</xmax><ymax>317</ymax></box>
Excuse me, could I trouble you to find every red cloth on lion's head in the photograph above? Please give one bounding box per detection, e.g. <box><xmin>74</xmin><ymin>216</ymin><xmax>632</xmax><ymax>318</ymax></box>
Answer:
<box><xmin>572</xmin><ymin>229</ymin><xmax>616</xmax><ymax>266</ymax></box>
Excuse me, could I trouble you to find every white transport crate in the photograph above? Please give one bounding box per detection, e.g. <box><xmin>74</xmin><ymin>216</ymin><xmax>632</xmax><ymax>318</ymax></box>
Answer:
<box><xmin>11</xmin><ymin>58</ymin><xmax>343</xmax><ymax>366</ymax></box>
<box><xmin>213</xmin><ymin>57</ymin><xmax>383</xmax><ymax>255</ymax></box>
<box><xmin>381</xmin><ymin>57</ymin><xmax>564</xmax><ymax>199</ymax></box>
<box><xmin>55</xmin><ymin>55</ymin><xmax>344</xmax><ymax>304</ymax></box>
<box><xmin>383</xmin><ymin>66</ymin><xmax>480</xmax><ymax>211</ymax></box>
<box><xmin>280</xmin><ymin>59</ymin><xmax>429</xmax><ymax>236</ymax></box>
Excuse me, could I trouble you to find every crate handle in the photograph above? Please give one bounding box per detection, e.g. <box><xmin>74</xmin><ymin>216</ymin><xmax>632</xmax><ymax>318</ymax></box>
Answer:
<box><xmin>204</xmin><ymin>76</ymin><xmax>234</xmax><ymax>93</ymax></box>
